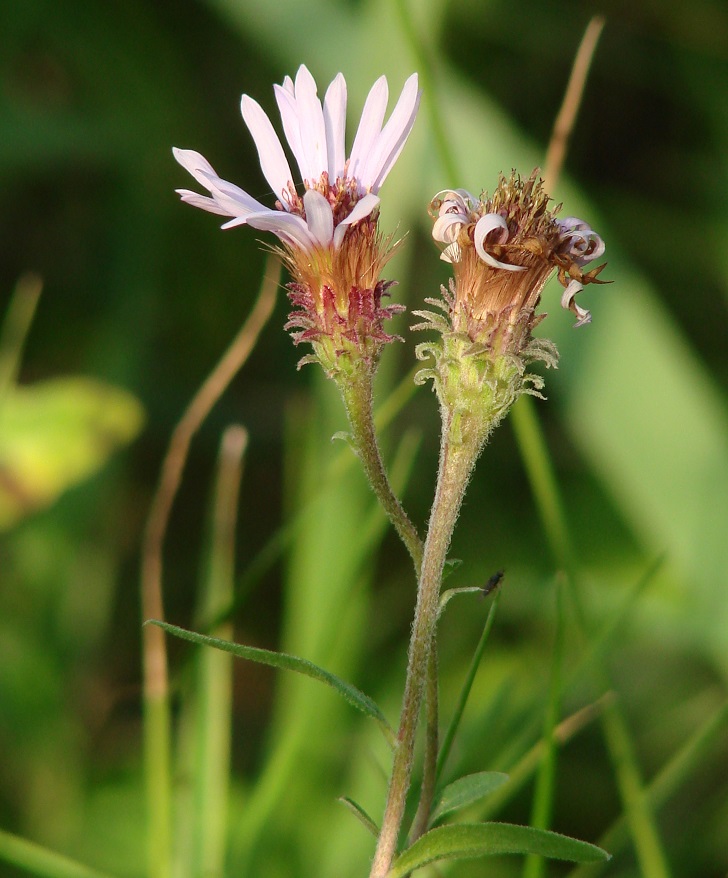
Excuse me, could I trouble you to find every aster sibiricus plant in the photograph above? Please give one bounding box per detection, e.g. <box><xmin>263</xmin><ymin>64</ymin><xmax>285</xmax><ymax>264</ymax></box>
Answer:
<box><xmin>173</xmin><ymin>64</ymin><xmax>423</xmax><ymax>566</ymax></box>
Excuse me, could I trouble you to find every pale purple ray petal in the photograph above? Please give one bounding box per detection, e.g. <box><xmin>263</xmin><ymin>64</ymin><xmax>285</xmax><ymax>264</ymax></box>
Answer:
<box><xmin>173</xmin><ymin>148</ymin><xmax>221</xmax><ymax>190</ymax></box>
<box><xmin>230</xmin><ymin>209</ymin><xmax>318</xmax><ymax>250</ymax></box>
<box><xmin>323</xmin><ymin>73</ymin><xmax>347</xmax><ymax>182</ymax></box>
<box><xmin>332</xmin><ymin>193</ymin><xmax>380</xmax><ymax>248</ymax></box>
<box><xmin>558</xmin><ymin>217</ymin><xmax>590</xmax><ymax>232</ymax></box>
<box><xmin>474</xmin><ymin>214</ymin><xmax>526</xmax><ymax>271</ymax></box>
<box><xmin>240</xmin><ymin>94</ymin><xmax>294</xmax><ymax>202</ymax></box>
<box><xmin>572</xmin><ymin>304</ymin><xmax>592</xmax><ymax>327</ymax></box>
<box><xmin>560</xmin><ymin>278</ymin><xmax>582</xmax><ymax>309</ymax></box>
<box><xmin>560</xmin><ymin>279</ymin><xmax>592</xmax><ymax>326</ymax></box>
<box><xmin>303</xmin><ymin>189</ymin><xmax>334</xmax><ymax>247</ymax></box>
<box><xmin>560</xmin><ymin>225</ymin><xmax>606</xmax><ymax>265</ymax></box>
<box><xmin>274</xmin><ymin>84</ymin><xmax>307</xmax><ymax>180</ymax></box>
<box><xmin>433</xmin><ymin>188</ymin><xmax>478</xmax><ymax>210</ymax></box>
<box><xmin>175</xmin><ymin>189</ymin><xmax>231</xmax><ymax>216</ymax></box>
<box><xmin>432</xmin><ymin>213</ymin><xmax>465</xmax><ymax>244</ymax></box>
<box><xmin>580</xmin><ymin>232</ymin><xmax>605</xmax><ymax>263</ymax></box>
<box><xmin>293</xmin><ymin>65</ymin><xmax>328</xmax><ymax>183</ymax></box>
<box><xmin>348</xmin><ymin>75</ymin><xmax>389</xmax><ymax>184</ymax></box>
<box><xmin>362</xmin><ymin>73</ymin><xmax>421</xmax><ymax>192</ymax></box>
<box><xmin>201</xmin><ymin>173</ymin><xmax>271</xmax><ymax>217</ymax></box>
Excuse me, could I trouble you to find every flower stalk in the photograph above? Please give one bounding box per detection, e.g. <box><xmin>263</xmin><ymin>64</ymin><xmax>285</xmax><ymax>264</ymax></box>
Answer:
<box><xmin>339</xmin><ymin>372</ymin><xmax>423</xmax><ymax>572</ymax></box>
<box><xmin>369</xmin><ymin>405</ymin><xmax>490</xmax><ymax>878</ymax></box>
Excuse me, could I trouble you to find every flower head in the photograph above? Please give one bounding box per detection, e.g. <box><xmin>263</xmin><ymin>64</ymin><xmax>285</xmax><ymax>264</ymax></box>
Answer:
<box><xmin>414</xmin><ymin>171</ymin><xmax>608</xmax><ymax>436</ymax></box>
<box><xmin>174</xmin><ymin>66</ymin><xmax>421</xmax><ymax>377</ymax></box>
<box><xmin>428</xmin><ymin>170</ymin><xmax>606</xmax><ymax>337</ymax></box>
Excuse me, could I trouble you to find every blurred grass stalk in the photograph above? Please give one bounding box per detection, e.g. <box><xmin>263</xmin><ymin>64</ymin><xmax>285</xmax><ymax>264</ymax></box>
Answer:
<box><xmin>0</xmin><ymin>273</ymin><xmax>43</xmax><ymax>404</ymax></box>
<box><xmin>175</xmin><ymin>426</ymin><xmax>248</xmax><ymax>878</ymax></box>
<box><xmin>0</xmin><ymin>829</ymin><xmax>115</xmax><ymax>878</ymax></box>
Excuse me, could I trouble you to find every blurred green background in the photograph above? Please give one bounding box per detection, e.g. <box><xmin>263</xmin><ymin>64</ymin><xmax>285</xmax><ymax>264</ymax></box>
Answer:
<box><xmin>1</xmin><ymin>0</ymin><xmax>727</xmax><ymax>876</ymax></box>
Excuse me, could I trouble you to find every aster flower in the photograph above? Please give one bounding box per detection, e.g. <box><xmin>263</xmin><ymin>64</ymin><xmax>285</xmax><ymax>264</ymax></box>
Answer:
<box><xmin>174</xmin><ymin>65</ymin><xmax>420</xmax><ymax>377</ymax></box>
<box><xmin>429</xmin><ymin>173</ymin><xmax>606</xmax><ymax>330</ymax></box>
<box><xmin>415</xmin><ymin>171</ymin><xmax>608</xmax><ymax>435</ymax></box>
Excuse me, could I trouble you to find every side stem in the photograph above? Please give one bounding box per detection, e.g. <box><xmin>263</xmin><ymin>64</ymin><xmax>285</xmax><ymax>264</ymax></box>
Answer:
<box><xmin>368</xmin><ymin>412</ymin><xmax>484</xmax><ymax>878</ymax></box>
<box><xmin>339</xmin><ymin>373</ymin><xmax>423</xmax><ymax>572</ymax></box>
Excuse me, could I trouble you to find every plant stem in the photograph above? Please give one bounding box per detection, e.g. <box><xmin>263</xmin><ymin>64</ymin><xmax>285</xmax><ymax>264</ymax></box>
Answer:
<box><xmin>408</xmin><ymin>646</ymin><xmax>439</xmax><ymax>843</ymax></box>
<box><xmin>341</xmin><ymin>371</ymin><xmax>447</xmax><ymax>845</ymax></box>
<box><xmin>339</xmin><ymin>373</ymin><xmax>423</xmax><ymax>571</ymax></box>
<box><xmin>368</xmin><ymin>412</ymin><xmax>484</xmax><ymax>878</ymax></box>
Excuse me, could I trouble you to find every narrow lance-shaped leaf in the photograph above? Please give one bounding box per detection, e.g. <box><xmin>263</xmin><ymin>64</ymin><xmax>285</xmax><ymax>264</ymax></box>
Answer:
<box><xmin>337</xmin><ymin>797</ymin><xmax>379</xmax><ymax>837</ymax></box>
<box><xmin>387</xmin><ymin>823</ymin><xmax>610</xmax><ymax>878</ymax></box>
<box><xmin>430</xmin><ymin>771</ymin><xmax>509</xmax><ymax>823</ymax></box>
<box><xmin>147</xmin><ymin>621</ymin><xmax>394</xmax><ymax>742</ymax></box>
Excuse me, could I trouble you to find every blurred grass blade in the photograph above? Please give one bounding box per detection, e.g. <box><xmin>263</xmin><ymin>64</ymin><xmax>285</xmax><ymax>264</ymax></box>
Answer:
<box><xmin>510</xmin><ymin>397</ymin><xmax>573</xmax><ymax>569</ymax></box>
<box><xmin>437</xmin><ymin>590</ymin><xmax>502</xmax><ymax>780</ymax></box>
<box><xmin>0</xmin><ymin>830</ymin><xmax>116</xmax><ymax>878</ymax></box>
<box><xmin>565</xmin><ymin>555</ymin><xmax>664</xmax><ymax>688</ymax></box>
<box><xmin>567</xmin><ymin>698</ymin><xmax>728</xmax><ymax>878</ymax></box>
<box><xmin>148</xmin><ymin>621</ymin><xmax>394</xmax><ymax>739</ymax></box>
<box><xmin>524</xmin><ymin>579</ymin><xmax>566</xmax><ymax>878</ymax></box>
<box><xmin>430</xmin><ymin>772</ymin><xmax>509</xmax><ymax>823</ymax></box>
<box><xmin>0</xmin><ymin>273</ymin><xmax>42</xmax><ymax>404</ymax></box>
<box><xmin>387</xmin><ymin>823</ymin><xmax>609</xmax><ymax>877</ymax></box>
<box><xmin>479</xmin><ymin>696</ymin><xmax>612</xmax><ymax>820</ymax></box>
<box><xmin>337</xmin><ymin>797</ymin><xmax>379</xmax><ymax>837</ymax></box>
<box><xmin>598</xmin><ymin>698</ymin><xmax>673</xmax><ymax>878</ymax></box>
<box><xmin>564</xmin><ymin>577</ymin><xmax>673</xmax><ymax>878</ymax></box>
<box><xmin>177</xmin><ymin>426</ymin><xmax>247</xmax><ymax>878</ymax></box>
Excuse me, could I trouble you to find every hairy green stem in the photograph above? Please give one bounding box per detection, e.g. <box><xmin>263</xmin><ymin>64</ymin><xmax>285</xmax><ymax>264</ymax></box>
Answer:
<box><xmin>340</xmin><ymin>373</ymin><xmax>423</xmax><ymax>571</ymax></box>
<box><xmin>368</xmin><ymin>412</ymin><xmax>484</xmax><ymax>878</ymax></box>
<box><xmin>409</xmin><ymin>646</ymin><xmax>439</xmax><ymax>843</ymax></box>
<box><xmin>340</xmin><ymin>369</ymin><xmax>449</xmax><ymax>847</ymax></box>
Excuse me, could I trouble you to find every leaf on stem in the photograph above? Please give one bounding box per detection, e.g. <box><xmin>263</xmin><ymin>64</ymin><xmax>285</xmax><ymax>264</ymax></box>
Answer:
<box><xmin>386</xmin><ymin>823</ymin><xmax>610</xmax><ymax>877</ymax></box>
<box><xmin>438</xmin><ymin>586</ymin><xmax>484</xmax><ymax>614</ymax></box>
<box><xmin>441</xmin><ymin>557</ymin><xmax>462</xmax><ymax>582</ymax></box>
<box><xmin>337</xmin><ymin>797</ymin><xmax>379</xmax><ymax>837</ymax></box>
<box><xmin>430</xmin><ymin>771</ymin><xmax>510</xmax><ymax>823</ymax></box>
<box><xmin>147</xmin><ymin>621</ymin><xmax>394</xmax><ymax>742</ymax></box>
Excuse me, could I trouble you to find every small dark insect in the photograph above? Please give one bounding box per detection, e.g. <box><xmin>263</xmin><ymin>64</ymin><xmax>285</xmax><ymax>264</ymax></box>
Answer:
<box><xmin>482</xmin><ymin>569</ymin><xmax>505</xmax><ymax>598</ymax></box>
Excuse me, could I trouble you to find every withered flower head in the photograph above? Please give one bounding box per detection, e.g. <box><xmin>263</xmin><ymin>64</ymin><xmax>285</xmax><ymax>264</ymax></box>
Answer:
<box><xmin>173</xmin><ymin>65</ymin><xmax>421</xmax><ymax>378</ymax></box>
<box><xmin>415</xmin><ymin>171</ymin><xmax>608</xmax><ymax>433</ymax></box>
<box><xmin>429</xmin><ymin>170</ymin><xmax>606</xmax><ymax>344</ymax></box>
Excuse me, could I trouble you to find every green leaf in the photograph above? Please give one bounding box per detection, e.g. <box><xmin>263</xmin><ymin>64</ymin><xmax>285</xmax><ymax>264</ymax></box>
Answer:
<box><xmin>387</xmin><ymin>823</ymin><xmax>609</xmax><ymax>877</ymax></box>
<box><xmin>431</xmin><ymin>772</ymin><xmax>510</xmax><ymax>823</ymax></box>
<box><xmin>0</xmin><ymin>828</ymin><xmax>116</xmax><ymax>878</ymax></box>
<box><xmin>0</xmin><ymin>377</ymin><xmax>144</xmax><ymax>529</ymax></box>
<box><xmin>437</xmin><ymin>591</ymin><xmax>502</xmax><ymax>781</ymax></box>
<box><xmin>441</xmin><ymin>557</ymin><xmax>463</xmax><ymax>582</ymax></box>
<box><xmin>147</xmin><ymin>621</ymin><xmax>394</xmax><ymax>739</ymax></box>
<box><xmin>337</xmin><ymin>797</ymin><xmax>379</xmax><ymax>837</ymax></box>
